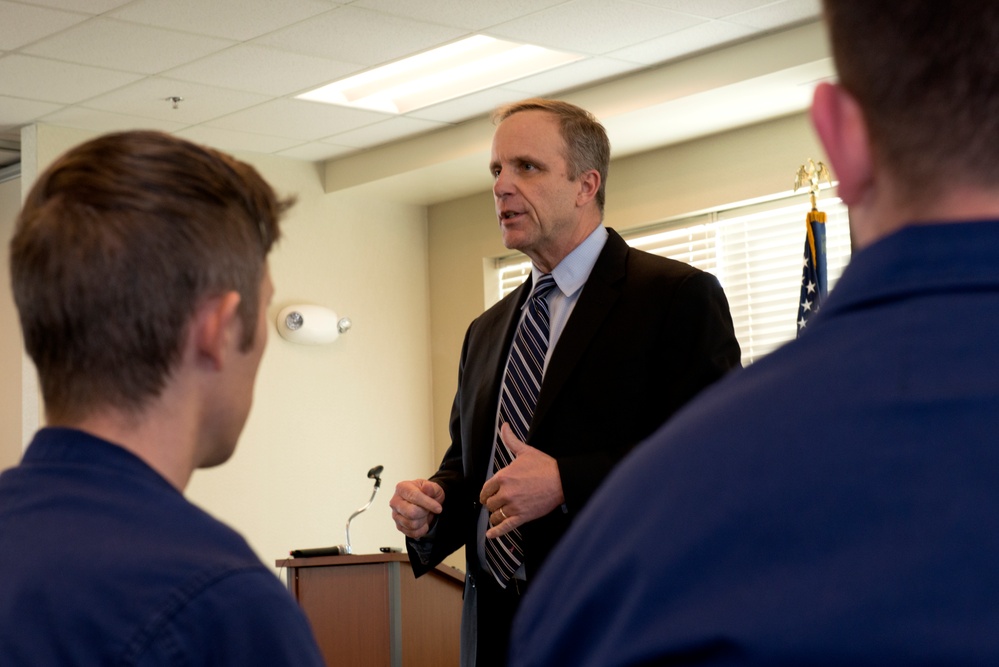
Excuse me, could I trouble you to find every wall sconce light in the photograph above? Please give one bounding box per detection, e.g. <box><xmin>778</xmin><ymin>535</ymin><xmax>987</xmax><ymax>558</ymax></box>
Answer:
<box><xmin>276</xmin><ymin>304</ymin><xmax>352</xmax><ymax>344</ymax></box>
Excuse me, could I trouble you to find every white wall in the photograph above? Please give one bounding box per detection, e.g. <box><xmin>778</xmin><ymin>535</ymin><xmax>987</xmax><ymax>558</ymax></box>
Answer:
<box><xmin>0</xmin><ymin>176</ymin><xmax>22</xmax><ymax>471</ymax></box>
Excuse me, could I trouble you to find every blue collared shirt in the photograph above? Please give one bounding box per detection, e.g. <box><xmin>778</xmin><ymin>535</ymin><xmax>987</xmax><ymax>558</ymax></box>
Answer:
<box><xmin>0</xmin><ymin>427</ymin><xmax>326</xmax><ymax>666</ymax></box>
<box><xmin>535</xmin><ymin>224</ymin><xmax>610</xmax><ymax>374</ymax></box>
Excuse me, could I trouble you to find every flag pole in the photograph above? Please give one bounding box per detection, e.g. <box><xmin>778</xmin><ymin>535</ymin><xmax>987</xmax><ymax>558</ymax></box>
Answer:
<box><xmin>794</xmin><ymin>160</ymin><xmax>831</xmax><ymax>336</ymax></box>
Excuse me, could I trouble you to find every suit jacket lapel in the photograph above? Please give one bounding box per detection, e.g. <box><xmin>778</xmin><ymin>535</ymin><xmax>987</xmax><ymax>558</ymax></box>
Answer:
<box><xmin>531</xmin><ymin>230</ymin><xmax>628</xmax><ymax>435</ymax></box>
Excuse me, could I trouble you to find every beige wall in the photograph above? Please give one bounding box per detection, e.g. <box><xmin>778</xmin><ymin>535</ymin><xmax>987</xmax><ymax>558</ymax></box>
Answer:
<box><xmin>0</xmin><ymin>176</ymin><xmax>21</xmax><ymax>471</ymax></box>
<box><xmin>185</xmin><ymin>157</ymin><xmax>436</xmax><ymax>565</ymax></box>
<box><xmin>426</xmin><ymin>111</ymin><xmax>826</xmax><ymax>467</ymax></box>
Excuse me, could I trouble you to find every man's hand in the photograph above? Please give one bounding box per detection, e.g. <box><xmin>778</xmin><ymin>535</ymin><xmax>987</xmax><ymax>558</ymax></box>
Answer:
<box><xmin>480</xmin><ymin>423</ymin><xmax>564</xmax><ymax>539</ymax></box>
<box><xmin>390</xmin><ymin>479</ymin><xmax>445</xmax><ymax>539</ymax></box>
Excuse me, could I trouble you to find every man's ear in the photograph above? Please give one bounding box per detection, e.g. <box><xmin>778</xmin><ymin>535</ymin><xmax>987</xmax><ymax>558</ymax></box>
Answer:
<box><xmin>193</xmin><ymin>291</ymin><xmax>242</xmax><ymax>371</ymax></box>
<box><xmin>810</xmin><ymin>82</ymin><xmax>873</xmax><ymax>207</ymax></box>
<box><xmin>575</xmin><ymin>169</ymin><xmax>601</xmax><ymax>208</ymax></box>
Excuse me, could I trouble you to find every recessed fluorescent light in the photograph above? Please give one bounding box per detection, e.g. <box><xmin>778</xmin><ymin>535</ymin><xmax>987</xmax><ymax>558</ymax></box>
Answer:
<box><xmin>297</xmin><ymin>35</ymin><xmax>584</xmax><ymax>114</ymax></box>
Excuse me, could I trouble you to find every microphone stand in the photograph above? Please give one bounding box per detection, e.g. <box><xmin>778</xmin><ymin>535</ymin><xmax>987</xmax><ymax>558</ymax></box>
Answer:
<box><xmin>344</xmin><ymin>465</ymin><xmax>382</xmax><ymax>554</ymax></box>
<box><xmin>289</xmin><ymin>464</ymin><xmax>383</xmax><ymax>558</ymax></box>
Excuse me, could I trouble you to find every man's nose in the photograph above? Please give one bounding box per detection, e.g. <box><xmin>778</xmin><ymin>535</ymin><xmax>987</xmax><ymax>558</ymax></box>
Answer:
<box><xmin>493</xmin><ymin>169</ymin><xmax>514</xmax><ymax>197</ymax></box>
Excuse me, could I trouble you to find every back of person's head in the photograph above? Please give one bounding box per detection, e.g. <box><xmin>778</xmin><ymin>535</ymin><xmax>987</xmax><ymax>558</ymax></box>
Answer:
<box><xmin>10</xmin><ymin>130</ymin><xmax>294</xmax><ymax>423</ymax></box>
<box><xmin>823</xmin><ymin>0</ymin><xmax>999</xmax><ymax>200</ymax></box>
<box><xmin>493</xmin><ymin>98</ymin><xmax>611</xmax><ymax>212</ymax></box>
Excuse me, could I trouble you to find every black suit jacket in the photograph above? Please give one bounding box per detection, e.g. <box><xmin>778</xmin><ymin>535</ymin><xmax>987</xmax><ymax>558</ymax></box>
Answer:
<box><xmin>408</xmin><ymin>228</ymin><xmax>740</xmax><ymax>658</ymax></box>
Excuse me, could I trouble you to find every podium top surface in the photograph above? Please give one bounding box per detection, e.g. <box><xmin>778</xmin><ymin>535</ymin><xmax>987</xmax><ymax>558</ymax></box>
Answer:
<box><xmin>276</xmin><ymin>552</ymin><xmax>465</xmax><ymax>584</ymax></box>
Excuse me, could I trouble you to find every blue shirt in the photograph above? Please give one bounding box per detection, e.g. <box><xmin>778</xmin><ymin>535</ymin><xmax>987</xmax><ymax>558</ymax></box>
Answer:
<box><xmin>511</xmin><ymin>220</ymin><xmax>999</xmax><ymax>666</ymax></box>
<box><xmin>0</xmin><ymin>428</ymin><xmax>325</xmax><ymax>666</ymax></box>
<box><xmin>540</xmin><ymin>224</ymin><xmax>610</xmax><ymax>371</ymax></box>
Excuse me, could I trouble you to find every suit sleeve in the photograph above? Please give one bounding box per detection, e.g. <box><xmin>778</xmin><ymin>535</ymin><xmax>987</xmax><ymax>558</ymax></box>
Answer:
<box><xmin>660</xmin><ymin>270</ymin><xmax>742</xmax><ymax>413</ymax></box>
<box><xmin>406</xmin><ymin>326</ymin><xmax>477</xmax><ymax>577</ymax></box>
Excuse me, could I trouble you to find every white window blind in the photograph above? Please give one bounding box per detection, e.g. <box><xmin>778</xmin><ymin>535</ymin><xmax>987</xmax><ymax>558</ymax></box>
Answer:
<box><xmin>494</xmin><ymin>194</ymin><xmax>851</xmax><ymax>366</ymax></box>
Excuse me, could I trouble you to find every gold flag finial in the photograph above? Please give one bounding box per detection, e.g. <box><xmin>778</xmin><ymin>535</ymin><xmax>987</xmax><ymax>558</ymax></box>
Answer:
<box><xmin>794</xmin><ymin>159</ymin><xmax>831</xmax><ymax>211</ymax></box>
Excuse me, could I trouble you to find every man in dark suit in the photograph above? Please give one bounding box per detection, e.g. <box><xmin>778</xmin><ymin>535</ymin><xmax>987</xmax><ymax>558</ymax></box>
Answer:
<box><xmin>389</xmin><ymin>98</ymin><xmax>740</xmax><ymax>667</ymax></box>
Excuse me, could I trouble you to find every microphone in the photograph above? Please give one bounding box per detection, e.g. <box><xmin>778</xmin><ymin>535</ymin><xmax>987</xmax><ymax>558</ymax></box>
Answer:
<box><xmin>290</xmin><ymin>464</ymin><xmax>384</xmax><ymax>558</ymax></box>
<box><xmin>344</xmin><ymin>465</ymin><xmax>383</xmax><ymax>554</ymax></box>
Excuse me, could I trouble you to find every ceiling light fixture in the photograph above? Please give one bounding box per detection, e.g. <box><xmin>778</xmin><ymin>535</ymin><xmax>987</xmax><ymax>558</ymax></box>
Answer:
<box><xmin>296</xmin><ymin>35</ymin><xmax>584</xmax><ymax>114</ymax></box>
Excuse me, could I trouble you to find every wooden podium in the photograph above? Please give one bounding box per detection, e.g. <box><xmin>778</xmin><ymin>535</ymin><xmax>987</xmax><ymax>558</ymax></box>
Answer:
<box><xmin>276</xmin><ymin>553</ymin><xmax>464</xmax><ymax>667</ymax></box>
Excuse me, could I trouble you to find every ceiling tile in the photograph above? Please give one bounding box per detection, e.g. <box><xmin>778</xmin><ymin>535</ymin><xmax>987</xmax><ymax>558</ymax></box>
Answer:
<box><xmin>608</xmin><ymin>20</ymin><xmax>756</xmax><ymax>64</ymax></box>
<box><xmin>23</xmin><ymin>18</ymin><xmax>235</xmax><ymax>74</ymax></box>
<box><xmin>109</xmin><ymin>0</ymin><xmax>340</xmax><ymax>41</ymax></box>
<box><xmin>165</xmin><ymin>45</ymin><xmax>361</xmax><ymax>97</ymax></box>
<box><xmin>0</xmin><ymin>0</ymin><xmax>825</xmax><ymax>194</ymax></box>
<box><xmin>174</xmin><ymin>125</ymin><xmax>303</xmax><ymax>154</ymax></box>
<box><xmin>206</xmin><ymin>98</ymin><xmax>390</xmax><ymax>141</ymax></box>
<box><xmin>405</xmin><ymin>88</ymin><xmax>527</xmax><ymax>124</ymax></box>
<box><xmin>0</xmin><ymin>95</ymin><xmax>63</xmax><ymax>126</ymax></box>
<box><xmin>83</xmin><ymin>77</ymin><xmax>269</xmax><ymax>123</ymax></box>
<box><xmin>727</xmin><ymin>0</ymin><xmax>822</xmax><ymax>29</ymax></box>
<box><xmin>0</xmin><ymin>1</ymin><xmax>89</xmax><ymax>50</ymax></box>
<box><xmin>39</xmin><ymin>106</ymin><xmax>188</xmax><ymax>134</ymax></box>
<box><xmin>628</xmin><ymin>0</ymin><xmax>784</xmax><ymax>20</ymax></box>
<box><xmin>501</xmin><ymin>57</ymin><xmax>645</xmax><ymax>95</ymax></box>
<box><xmin>21</xmin><ymin>0</ymin><xmax>131</xmax><ymax>12</ymax></box>
<box><xmin>0</xmin><ymin>54</ymin><xmax>142</xmax><ymax>104</ymax></box>
<box><xmin>350</xmin><ymin>0</ymin><xmax>567</xmax><ymax>31</ymax></box>
<box><xmin>487</xmin><ymin>0</ymin><xmax>707</xmax><ymax>55</ymax></box>
<box><xmin>323</xmin><ymin>116</ymin><xmax>449</xmax><ymax>149</ymax></box>
<box><xmin>255</xmin><ymin>6</ymin><xmax>466</xmax><ymax>65</ymax></box>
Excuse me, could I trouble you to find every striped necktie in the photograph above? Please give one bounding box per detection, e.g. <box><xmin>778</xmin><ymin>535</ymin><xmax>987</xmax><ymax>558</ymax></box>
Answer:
<box><xmin>486</xmin><ymin>273</ymin><xmax>557</xmax><ymax>587</ymax></box>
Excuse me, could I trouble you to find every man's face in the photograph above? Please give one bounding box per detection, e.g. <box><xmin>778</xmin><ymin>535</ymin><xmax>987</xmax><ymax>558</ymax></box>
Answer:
<box><xmin>490</xmin><ymin>110</ymin><xmax>585</xmax><ymax>270</ymax></box>
<box><xmin>201</xmin><ymin>265</ymin><xmax>274</xmax><ymax>469</ymax></box>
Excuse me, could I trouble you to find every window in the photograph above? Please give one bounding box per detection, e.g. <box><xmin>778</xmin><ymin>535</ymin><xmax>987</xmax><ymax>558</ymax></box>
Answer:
<box><xmin>494</xmin><ymin>193</ymin><xmax>851</xmax><ymax>366</ymax></box>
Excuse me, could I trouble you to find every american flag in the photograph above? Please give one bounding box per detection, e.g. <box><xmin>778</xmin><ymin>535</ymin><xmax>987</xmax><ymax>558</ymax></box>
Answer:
<box><xmin>796</xmin><ymin>209</ymin><xmax>828</xmax><ymax>336</ymax></box>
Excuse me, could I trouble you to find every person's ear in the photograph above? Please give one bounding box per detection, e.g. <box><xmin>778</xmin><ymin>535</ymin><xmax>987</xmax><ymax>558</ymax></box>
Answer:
<box><xmin>193</xmin><ymin>291</ymin><xmax>242</xmax><ymax>371</ymax></box>
<box><xmin>576</xmin><ymin>169</ymin><xmax>601</xmax><ymax>207</ymax></box>
<box><xmin>810</xmin><ymin>82</ymin><xmax>873</xmax><ymax>207</ymax></box>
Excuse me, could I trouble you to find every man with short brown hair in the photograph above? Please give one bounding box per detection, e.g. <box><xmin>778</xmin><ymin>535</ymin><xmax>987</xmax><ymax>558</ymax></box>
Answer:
<box><xmin>0</xmin><ymin>131</ymin><xmax>324</xmax><ymax>666</ymax></box>
<box><xmin>390</xmin><ymin>99</ymin><xmax>741</xmax><ymax>667</ymax></box>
